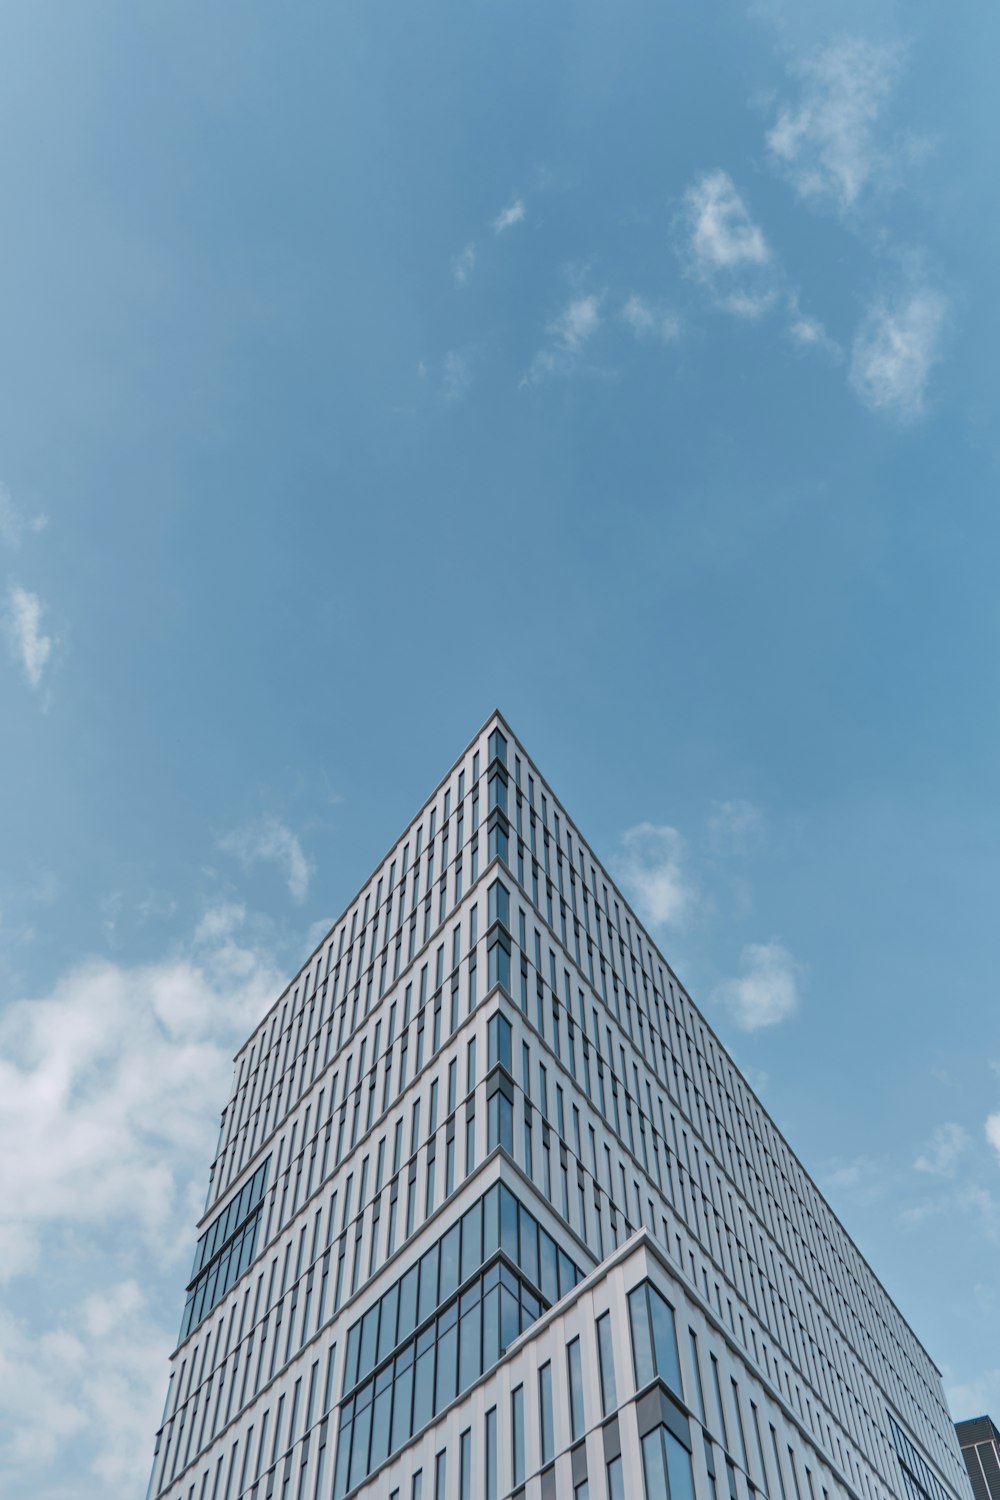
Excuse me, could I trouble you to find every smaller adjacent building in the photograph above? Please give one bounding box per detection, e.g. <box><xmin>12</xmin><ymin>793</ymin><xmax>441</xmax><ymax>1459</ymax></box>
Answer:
<box><xmin>957</xmin><ymin>1418</ymin><xmax>1000</xmax><ymax>1500</ymax></box>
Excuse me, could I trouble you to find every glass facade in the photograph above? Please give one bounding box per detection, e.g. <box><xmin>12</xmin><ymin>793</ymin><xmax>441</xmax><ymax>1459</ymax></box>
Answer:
<box><xmin>179</xmin><ymin>1157</ymin><xmax>269</xmax><ymax>1339</ymax></box>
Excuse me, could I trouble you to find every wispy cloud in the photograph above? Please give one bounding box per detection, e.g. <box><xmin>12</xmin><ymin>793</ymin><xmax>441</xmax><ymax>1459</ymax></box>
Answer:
<box><xmin>713</xmin><ymin>940</ymin><xmax>800</xmax><ymax>1030</ymax></box>
<box><xmin>613</xmin><ymin>823</ymin><xmax>695</xmax><ymax>929</ymax></box>
<box><xmin>766</xmin><ymin>39</ymin><xmax>902</xmax><ymax>214</ymax></box>
<box><xmin>681</xmin><ymin>171</ymin><xmax>776</xmax><ymax>317</ymax></box>
<box><xmin>849</xmin><ymin>286</ymin><xmax>947</xmax><ymax>421</ymax></box>
<box><xmin>6</xmin><ymin>586</ymin><xmax>54</xmax><ymax>690</ymax></box>
<box><xmin>914</xmin><ymin>1122</ymin><xmax>970</xmax><ymax>1178</ymax></box>
<box><xmin>219</xmin><ymin>816</ymin><xmax>312</xmax><ymax>902</ymax></box>
<box><xmin>442</xmin><ymin>349</ymin><xmax>472</xmax><ymax>403</ymax></box>
<box><xmin>522</xmin><ymin>293</ymin><xmax>602</xmax><ymax>385</ymax></box>
<box><xmin>986</xmin><ymin>1112</ymin><xmax>1000</xmax><ymax>1163</ymax></box>
<box><xmin>707</xmin><ymin>799</ymin><xmax>764</xmax><ymax>854</ymax></box>
<box><xmin>493</xmin><ymin>198</ymin><xmax>525</xmax><ymax>234</ymax></box>
<box><xmin>0</xmin><ymin>484</ymin><xmax>47</xmax><ymax>548</ymax></box>
<box><xmin>622</xmin><ymin>295</ymin><xmax>680</xmax><ymax>343</ymax></box>
<box><xmin>452</xmin><ymin>242</ymin><xmax>476</xmax><ymax>285</ymax></box>
<box><xmin>822</xmin><ymin>1152</ymin><xmax>888</xmax><ymax>1205</ymax></box>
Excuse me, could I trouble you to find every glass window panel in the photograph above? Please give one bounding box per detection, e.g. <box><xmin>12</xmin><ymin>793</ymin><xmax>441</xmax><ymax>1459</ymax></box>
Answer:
<box><xmin>459</xmin><ymin>1300</ymin><xmax>483</xmax><ymax>1392</ymax></box>
<box><xmin>398</xmin><ymin>1265</ymin><xmax>418</xmax><ymax>1343</ymax></box>
<box><xmin>391</xmin><ymin>1359</ymin><xmax>414</xmax><ymax>1454</ymax></box>
<box><xmin>567</xmin><ymin>1338</ymin><xmax>585</xmax><ymax>1441</ymax></box>
<box><xmin>359</xmin><ymin>1305</ymin><xmax>379</xmax><ymax>1379</ymax></box>
<box><xmin>369</xmin><ymin>1379</ymin><xmax>392</xmax><ymax>1471</ymax></box>
<box><xmin>483</xmin><ymin>1184</ymin><xmax>499</xmax><ymax>1253</ymax></box>
<box><xmin>412</xmin><ymin>1339</ymin><xmax>435</xmax><ymax>1433</ymax></box>
<box><xmin>512</xmin><ymin>1385</ymin><xmax>525</xmax><ymax>1486</ymax></box>
<box><xmin>378</xmin><ymin>1283</ymin><xmax>400</xmax><ymax>1363</ymax></box>
<box><xmin>439</xmin><ymin>1224</ymin><xmax>460</xmax><ymax>1302</ymax></box>
<box><xmin>629</xmin><ymin>1287</ymin><xmax>655</xmax><ymax>1388</ymax></box>
<box><xmin>641</xmin><ymin>1430</ymin><xmax>669</xmax><ymax>1500</ymax></box>
<box><xmin>648</xmin><ymin>1286</ymin><xmax>682</xmax><ymax>1395</ymax></box>
<box><xmin>597</xmin><ymin>1314</ymin><xmax>617</xmax><ymax>1417</ymax></box>
<box><xmin>482</xmin><ymin>1284</ymin><xmax>500</xmax><ymax>1371</ymax></box>
<box><xmin>539</xmin><ymin>1231</ymin><xmax>558</xmax><ymax>1304</ymax></box>
<box><xmin>418</xmin><ymin>1244</ymin><xmax>439</xmax><ymax>1325</ymax></box>
<box><xmin>347</xmin><ymin>1401</ymin><xmax>372</xmax><ymax>1492</ymax></box>
<box><xmin>519</xmin><ymin>1208</ymin><xmax>539</xmax><ymax>1288</ymax></box>
<box><xmin>666</xmin><ymin>1429</ymin><xmax>696</xmax><ymax>1500</ymax></box>
<box><xmin>500</xmin><ymin>1286</ymin><xmax>520</xmax><ymax>1351</ymax></box>
<box><xmin>461</xmin><ymin>1201</ymin><xmax>483</xmax><ymax>1283</ymax></box>
<box><xmin>500</xmin><ymin>1185</ymin><xmax>519</xmax><ymax>1259</ymax></box>
<box><xmin>434</xmin><ymin>1321</ymin><xmax>457</xmax><ymax>1412</ymax></box>
<box><xmin>539</xmin><ymin>1362</ymin><xmax>554</xmax><ymax>1465</ymax></box>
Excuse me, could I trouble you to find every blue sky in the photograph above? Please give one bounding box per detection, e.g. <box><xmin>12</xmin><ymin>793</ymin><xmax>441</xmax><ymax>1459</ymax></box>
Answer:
<box><xmin>1</xmin><ymin>1</ymin><xmax>998</xmax><ymax>1493</ymax></box>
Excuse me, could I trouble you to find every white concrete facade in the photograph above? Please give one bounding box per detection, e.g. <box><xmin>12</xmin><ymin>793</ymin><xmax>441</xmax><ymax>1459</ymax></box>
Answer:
<box><xmin>146</xmin><ymin>713</ymin><xmax>971</xmax><ymax>1500</ymax></box>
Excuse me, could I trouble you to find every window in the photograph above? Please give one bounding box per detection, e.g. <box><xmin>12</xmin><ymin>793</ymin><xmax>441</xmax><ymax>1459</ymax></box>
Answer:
<box><xmin>485</xmin><ymin>1406</ymin><xmax>497</xmax><ymax>1500</ymax></box>
<box><xmin>607</xmin><ymin>1455</ymin><xmax>625</xmax><ymax>1500</ymax></box>
<box><xmin>567</xmin><ymin>1337</ymin><xmax>585</xmax><ymax>1441</ymax></box>
<box><xmin>488</xmin><ymin>929</ymin><xmax>511</xmax><ymax>993</ymax></box>
<box><xmin>511</xmin><ymin>1384</ymin><xmax>525</xmax><ymax>1487</ymax></box>
<box><xmin>597</xmin><ymin>1313</ymin><xmax>617</xmax><ymax>1416</ymax></box>
<box><xmin>488</xmin><ymin>728</ymin><xmax>507</xmax><ymax>764</ymax></box>
<box><xmin>488</xmin><ymin>1012</ymin><xmax>512</xmax><ymax>1071</ymax></box>
<box><xmin>539</xmin><ymin>1361</ymin><xmax>554</xmax><ymax>1464</ymax></box>
<box><xmin>628</xmin><ymin>1282</ymin><xmax>682</xmax><ymax>1396</ymax></box>
<box><xmin>641</xmin><ymin>1424</ymin><xmax>696</xmax><ymax>1500</ymax></box>
<box><xmin>459</xmin><ymin>1429</ymin><xmax>471</xmax><ymax>1500</ymax></box>
<box><xmin>434</xmin><ymin>1449</ymin><xmax>447</xmax><ymax>1500</ymax></box>
<box><xmin>488</xmin><ymin>878</ymin><xmax>510</xmax><ymax>929</ymax></box>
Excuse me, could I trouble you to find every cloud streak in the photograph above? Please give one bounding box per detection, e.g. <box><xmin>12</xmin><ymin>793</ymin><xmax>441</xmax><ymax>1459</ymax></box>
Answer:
<box><xmin>493</xmin><ymin>199</ymin><xmax>525</xmax><ymax>234</ymax></box>
<box><xmin>220</xmin><ymin>816</ymin><xmax>312</xmax><ymax>902</ymax></box>
<box><xmin>849</xmin><ymin>286</ymin><xmax>947</xmax><ymax>421</ymax></box>
<box><xmin>767</xmin><ymin>39</ymin><xmax>901</xmax><ymax>215</ymax></box>
<box><xmin>6</xmin><ymin>586</ymin><xmax>54</xmax><ymax>690</ymax></box>
<box><xmin>522</xmin><ymin>293</ymin><xmax>602</xmax><ymax>385</ymax></box>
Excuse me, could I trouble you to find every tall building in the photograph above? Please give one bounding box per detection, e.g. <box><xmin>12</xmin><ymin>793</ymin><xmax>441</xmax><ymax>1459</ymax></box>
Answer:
<box><xmin>146</xmin><ymin>713</ymin><xmax>971</xmax><ymax>1500</ymax></box>
<box><xmin>956</xmin><ymin>1418</ymin><xmax>1000</xmax><ymax>1500</ymax></box>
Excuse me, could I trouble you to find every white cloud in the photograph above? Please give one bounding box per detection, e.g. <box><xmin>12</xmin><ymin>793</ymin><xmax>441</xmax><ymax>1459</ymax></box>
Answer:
<box><xmin>0</xmin><ymin>908</ymin><xmax>281</xmax><ymax>1493</ymax></box>
<box><xmin>442</xmin><ymin>349</ymin><xmax>471</xmax><ymax>403</ymax></box>
<box><xmin>622</xmin><ymin>295</ymin><xmax>680</xmax><ymax>342</ymax></box>
<box><xmin>767</xmin><ymin>39</ymin><xmax>901</xmax><ymax>214</ymax></box>
<box><xmin>452</xmin><ymin>242</ymin><xmax>476</xmax><ymax>285</ymax></box>
<box><xmin>785</xmin><ymin>297</ymin><xmax>842</xmax><ymax>358</ymax></box>
<box><xmin>493</xmin><ymin>198</ymin><xmax>525</xmax><ymax>234</ymax></box>
<box><xmin>915</xmin><ymin>1122</ymin><xmax>970</xmax><ymax>1178</ymax></box>
<box><xmin>220</xmin><ymin>815</ymin><xmax>312</xmax><ymax>902</ymax></box>
<box><xmin>0</xmin><ymin>484</ymin><xmax>47</xmax><ymax>548</ymax></box>
<box><xmin>822</xmin><ymin>1152</ymin><xmax>888</xmax><ymax>1204</ymax></box>
<box><xmin>523</xmin><ymin>294</ymin><xmax>602</xmax><ymax>385</ymax></box>
<box><xmin>985</xmin><ymin>1112</ymin><xmax>1000</xmax><ymax>1163</ymax></box>
<box><xmin>681</xmin><ymin>172</ymin><xmax>779</xmax><ymax>319</ymax></box>
<box><xmin>685</xmin><ymin>170</ymin><xmax>770</xmax><ymax>276</ymax></box>
<box><xmin>714</xmin><ymin>941</ymin><xmax>800</xmax><ymax>1030</ymax></box>
<box><xmin>849</xmin><ymin>287</ymin><xmax>947</xmax><ymax>421</ymax></box>
<box><xmin>613</xmin><ymin>823</ymin><xmax>695</xmax><ymax>929</ymax></box>
<box><xmin>6</xmin><ymin>586</ymin><xmax>54</xmax><ymax>690</ymax></box>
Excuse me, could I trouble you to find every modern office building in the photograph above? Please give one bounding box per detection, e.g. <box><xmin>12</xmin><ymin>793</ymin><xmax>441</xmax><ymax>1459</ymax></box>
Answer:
<box><xmin>956</xmin><ymin>1418</ymin><xmax>1000</xmax><ymax>1500</ymax></box>
<box><xmin>146</xmin><ymin>713</ymin><xmax>971</xmax><ymax>1500</ymax></box>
